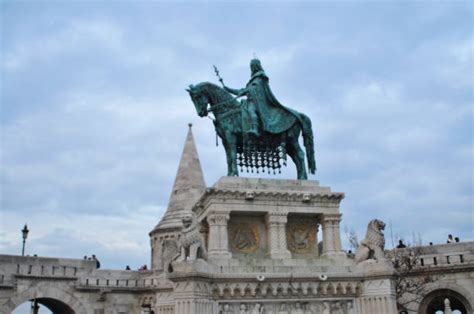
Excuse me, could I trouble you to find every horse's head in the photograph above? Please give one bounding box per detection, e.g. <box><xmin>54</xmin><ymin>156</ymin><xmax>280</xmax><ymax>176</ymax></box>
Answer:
<box><xmin>187</xmin><ymin>84</ymin><xmax>209</xmax><ymax>117</ymax></box>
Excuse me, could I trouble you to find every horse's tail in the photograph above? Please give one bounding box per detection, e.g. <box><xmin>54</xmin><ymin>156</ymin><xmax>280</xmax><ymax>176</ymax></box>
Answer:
<box><xmin>299</xmin><ymin>113</ymin><xmax>316</xmax><ymax>174</ymax></box>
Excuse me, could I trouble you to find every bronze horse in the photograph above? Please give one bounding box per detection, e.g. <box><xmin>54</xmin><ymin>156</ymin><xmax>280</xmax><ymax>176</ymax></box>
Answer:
<box><xmin>188</xmin><ymin>82</ymin><xmax>316</xmax><ymax>180</ymax></box>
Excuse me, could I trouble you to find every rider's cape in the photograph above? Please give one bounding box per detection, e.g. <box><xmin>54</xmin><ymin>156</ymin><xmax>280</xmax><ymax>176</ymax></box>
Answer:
<box><xmin>246</xmin><ymin>71</ymin><xmax>298</xmax><ymax>134</ymax></box>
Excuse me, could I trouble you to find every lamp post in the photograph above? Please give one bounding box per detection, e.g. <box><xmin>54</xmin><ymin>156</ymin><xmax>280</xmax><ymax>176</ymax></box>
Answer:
<box><xmin>21</xmin><ymin>224</ymin><xmax>29</xmax><ymax>256</ymax></box>
<box><xmin>31</xmin><ymin>299</ymin><xmax>39</xmax><ymax>314</ymax></box>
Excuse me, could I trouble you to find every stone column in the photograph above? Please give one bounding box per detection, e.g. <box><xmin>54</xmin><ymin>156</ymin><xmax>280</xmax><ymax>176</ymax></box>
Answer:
<box><xmin>207</xmin><ymin>212</ymin><xmax>231</xmax><ymax>259</ymax></box>
<box><xmin>333</xmin><ymin>216</ymin><xmax>343</xmax><ymax>252</ymax></box>
<box><xmin>321</xmin><ymin>214</ymin><xmax>344</xmax><ymax>257</ymax></box>
<box><xmin>266</xmin><ymin>211</ymin><xmax>291</xmax><ymax>259</ymax></box>
<box><xmin>444</xmin><ymin>299</ymin><xmax>453</xmax><ymax>314</ymax></box>
<box><xmin>315</xmin><ymin>224</ymin><xmax>320</xmax><ymax>256</ymax></box>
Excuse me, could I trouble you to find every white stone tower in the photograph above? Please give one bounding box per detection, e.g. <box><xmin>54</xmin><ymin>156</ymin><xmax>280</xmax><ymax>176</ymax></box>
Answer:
<box><xmin>149</xmin><ymin>123</ymin><xmax>206</xmax><ymax>270</ymax></box>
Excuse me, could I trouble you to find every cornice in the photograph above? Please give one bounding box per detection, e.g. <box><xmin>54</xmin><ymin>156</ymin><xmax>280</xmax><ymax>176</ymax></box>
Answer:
<box><xmin>193</xmin><ymin>188</ymin><xmax>344</xmax><ymax>213</ymax></box>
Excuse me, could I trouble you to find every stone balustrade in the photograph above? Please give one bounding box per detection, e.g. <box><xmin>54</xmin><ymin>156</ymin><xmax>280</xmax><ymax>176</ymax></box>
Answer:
<box><xmin>77</xmin><ymin>275</ymin><xmax>169</xmax><ymax>290</ymax></box>
<box><xmin>390</xmin><ymin>242</ymin><xmax>474</xmax><ymax>270</ymax></box>
<box><xmin>417</xmin><ymin>242</ymin><xmax>474</xmax><ymax>268</ymax></box>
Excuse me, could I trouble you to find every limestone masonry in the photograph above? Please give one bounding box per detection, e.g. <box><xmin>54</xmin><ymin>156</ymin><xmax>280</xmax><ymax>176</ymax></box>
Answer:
<box><xmin>1</xmin><ymin>126</ymin><xmax>472</xmax><ymax>313</ymax></box>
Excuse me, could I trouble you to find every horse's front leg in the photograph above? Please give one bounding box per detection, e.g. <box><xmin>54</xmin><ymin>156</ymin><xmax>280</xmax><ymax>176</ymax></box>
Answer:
<box><xmin>222</xmin><ymin>140</ymin><xmax>233</xmax><ymax>176</ymax></box>
<box><xmin>225</xmin><ymin>132</ymin><xmax>238</xmax><ymax>176</ymax></box>
<box><xmin>223</xmin><ymin>138</ymin><xmax>238</xmax><ymax>177</ymax></box>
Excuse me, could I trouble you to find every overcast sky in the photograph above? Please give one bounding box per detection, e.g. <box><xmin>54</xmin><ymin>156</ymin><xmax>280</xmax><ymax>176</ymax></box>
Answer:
<box><xmin>1</xmin><ymin>0</ymin><xmax>472</xmax><ymax>279</ymax></box>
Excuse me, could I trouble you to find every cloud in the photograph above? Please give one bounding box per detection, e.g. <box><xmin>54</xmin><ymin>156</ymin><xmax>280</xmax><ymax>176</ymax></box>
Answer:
<box><xmin>2</xmin><ymin>19</ymin><xmax>125</xmax><ymax>72</ymax></box>
<box><xmin>0</xmin><ymin>204</ymin><xmax>161</xmax><ymax>268</ymax></box>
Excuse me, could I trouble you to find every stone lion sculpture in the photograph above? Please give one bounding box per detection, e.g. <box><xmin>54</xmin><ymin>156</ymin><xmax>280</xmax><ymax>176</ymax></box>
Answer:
<box><xmin>355</xmin><ymin>219</ymin><xmax>386</xmax><ymax>264</ymax></box>
<box><xmin>161</xmin><ymin>213</ymin><xmax>207</xmax><ymax>273</ymax></box>
<box><xmin>178</xmin><ymin>213</ymin><xmax>207</xmax><ymax>262</ymax></box>
<box><xmin>161</xmin><ymin>238</ymin><xmax>180</xmax><ymax>273</ymax></box>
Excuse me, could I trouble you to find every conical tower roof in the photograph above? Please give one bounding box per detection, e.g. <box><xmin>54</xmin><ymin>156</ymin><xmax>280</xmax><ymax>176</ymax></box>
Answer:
<box><xmin>150</xmin><ymin>123</ymin><xmax>206</xmax><ymax>234</ymax></box>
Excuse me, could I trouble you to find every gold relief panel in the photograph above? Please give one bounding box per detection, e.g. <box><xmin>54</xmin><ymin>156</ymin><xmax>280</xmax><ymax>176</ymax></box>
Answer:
<box><xmin>287</xmin><ymin>223</ymin><xmax>316</xmax><ymax>254</ymax></box>
<box><xmin>229</xmin><ymin>223</ymin><xmax>260</xmax><ymax>253</ymax></box>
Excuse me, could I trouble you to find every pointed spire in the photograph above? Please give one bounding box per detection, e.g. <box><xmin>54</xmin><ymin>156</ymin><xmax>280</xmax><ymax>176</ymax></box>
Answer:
<box><xmin>151</xmin><ymin>123</ymin><xmax>206</xmax><ymax>233</ymax></box>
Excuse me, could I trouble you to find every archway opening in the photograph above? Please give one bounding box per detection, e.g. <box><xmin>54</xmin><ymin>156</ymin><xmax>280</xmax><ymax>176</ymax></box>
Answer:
<box><xmin>420</xmin><ymin>289</ymin><xmax>472</xmax><ymax>314</ymax></box>
<box><xmin>13</xmin><ymin>298</ymin><xmax>75</xmax><ymax>314</ymax></box>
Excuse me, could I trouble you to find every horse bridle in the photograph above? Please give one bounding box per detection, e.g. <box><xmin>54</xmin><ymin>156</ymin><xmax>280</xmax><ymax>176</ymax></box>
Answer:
<box><xmin>203</xmin><ymin>93</ymin><xmax>243</xmax><ymax>115</ymax></box>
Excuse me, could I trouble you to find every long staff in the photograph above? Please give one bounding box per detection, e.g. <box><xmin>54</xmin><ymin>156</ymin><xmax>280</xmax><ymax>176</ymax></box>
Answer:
<box><xmin>213</xmin><ymin>65</ymin><xmax>225</xmax><ymax>87</ymax></box>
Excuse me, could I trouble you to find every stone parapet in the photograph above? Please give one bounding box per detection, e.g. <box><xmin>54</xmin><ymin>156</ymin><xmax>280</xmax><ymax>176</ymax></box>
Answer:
<box><xmin>0</xmin><ymin>254</ymin><xmax>96</xmax><ymax>287</ymax></box>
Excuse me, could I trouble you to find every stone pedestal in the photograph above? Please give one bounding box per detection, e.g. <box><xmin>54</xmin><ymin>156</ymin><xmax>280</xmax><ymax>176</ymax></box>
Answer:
<box><xmin>356</xmin><ymin>279</ymin><xmax>398</xmax><ymax>314</ymax></box>
<box><xmin>194</xmin><ymin>177</ymin><xmax>345</xmax><ymax>262</ymax></box>
<box><xmin>169</xmin><ymin>262</ymin><xmax>217</xmax><ymax>314</ymax></box>
<box><xmin>207</xmin><ymin>212</ymin><xmax>231</xmax><ymax>259</ymax></box>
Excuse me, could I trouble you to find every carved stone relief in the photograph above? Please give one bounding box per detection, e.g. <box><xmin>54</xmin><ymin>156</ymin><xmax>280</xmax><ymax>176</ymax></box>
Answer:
<box><xmin>219</xmin><ymin>300</ymin><xmax>355</xmax><ymax>314</ymax></box>
<box><xmin>229</xmin><ymin>223</ymin><xmax>260</xmax><ymax>253</ymax></box>
<box><xmin>287</xmin><ymin>222</ymin><xmax>317</xmax><ymax>255</ymax></box>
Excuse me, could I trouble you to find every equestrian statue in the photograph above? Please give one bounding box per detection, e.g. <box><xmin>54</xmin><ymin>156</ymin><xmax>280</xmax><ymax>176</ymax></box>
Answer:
<box><xmin>187</xmin><ymin>58</ymin><xmax>316</xmax><ymax>180</ymax></box>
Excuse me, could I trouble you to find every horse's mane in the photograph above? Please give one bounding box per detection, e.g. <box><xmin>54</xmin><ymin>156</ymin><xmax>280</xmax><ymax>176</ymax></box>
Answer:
<box><xmin>195</xmin><ymin>82</ymin><xmax>237</xmax><ymax>107</ymax></box>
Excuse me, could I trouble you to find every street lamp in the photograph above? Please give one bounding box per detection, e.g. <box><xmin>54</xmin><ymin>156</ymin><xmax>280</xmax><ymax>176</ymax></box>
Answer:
<box><xmin>21</xmin><ymin>224</ymin><xmax>29</xmax><ymax>256</ymax></box>
<box><xmin>31</xmin><ymin>299</ymin><xmax>39</xmax><ymax>314</ymax></box>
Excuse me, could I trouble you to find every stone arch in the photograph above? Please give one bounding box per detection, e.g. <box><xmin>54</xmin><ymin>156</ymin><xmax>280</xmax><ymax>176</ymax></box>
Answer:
<box><xmin>419</xmin><ymin>288</ymin><xmax>472</xmax><ymax>314</ymax></box>
<box><xmin>5</xmin><ymin>282</ymin><xmax>88</xmax><ymax>314</ymax></box>
<box><xmin>15</xmin><ymin>298</ymin><xmax>75</xmax><ymax>313</ymax></box>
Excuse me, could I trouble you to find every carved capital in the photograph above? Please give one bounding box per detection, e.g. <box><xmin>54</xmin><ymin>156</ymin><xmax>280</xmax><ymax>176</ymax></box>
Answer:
<box><xmin>266</xmin><ymin>212</ymin><xmax>288</xmax><ymax>224</ymax></box>
<box><xmin>322</xmin><ymin>214</ymin><xmax>342</xmax><ymax>225</ymax></box>
<box><xmin>208</xmin><ymin>213</ymin><xmax>230</xmax><ymax>226</ymax></box>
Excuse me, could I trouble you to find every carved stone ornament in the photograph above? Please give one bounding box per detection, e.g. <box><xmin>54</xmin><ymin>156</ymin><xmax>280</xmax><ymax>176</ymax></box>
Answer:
<box><xmin>217</xmin><ymin>301</ymin><xmax>356</xmax><ymax>314</ymax></box>
<box><xmin>229</xmin><ymin>223</ymin><xmax>260</xmax><ymax>253</ymax></box>
<box><xmin>245</xmin><ymin>191</ymin><xmax>255</xmax><ymax>200</ymax></box>
<box><xmin>287</xmin><ymin>223</ymin><xmax>316</xmax><ymax>254</ymax></box>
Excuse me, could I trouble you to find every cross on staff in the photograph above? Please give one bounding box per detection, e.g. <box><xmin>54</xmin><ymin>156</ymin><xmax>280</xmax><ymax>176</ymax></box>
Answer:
<box><xmin>213</xmin><ymin>65</ymin><xmax>224</xmax><ymax>87</ymax></box>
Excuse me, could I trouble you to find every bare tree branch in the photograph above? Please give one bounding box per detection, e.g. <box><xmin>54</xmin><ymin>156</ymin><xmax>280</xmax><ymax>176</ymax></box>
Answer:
<box><xmin>387</xmin><ymin>245</ymin><xmax>435</xmax><ymax>309</ymax></box>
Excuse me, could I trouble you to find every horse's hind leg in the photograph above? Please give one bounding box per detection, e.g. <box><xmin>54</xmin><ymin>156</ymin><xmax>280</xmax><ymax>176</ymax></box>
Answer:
<box><xmin>223</xmin><ymin>141</ymin><xmax>232</xmax><ymax>176</ymax></box>
<box><xmin>287</xmin><ymin>136</ymin><xmax>308</xmax><ymax>180</ymax></box>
